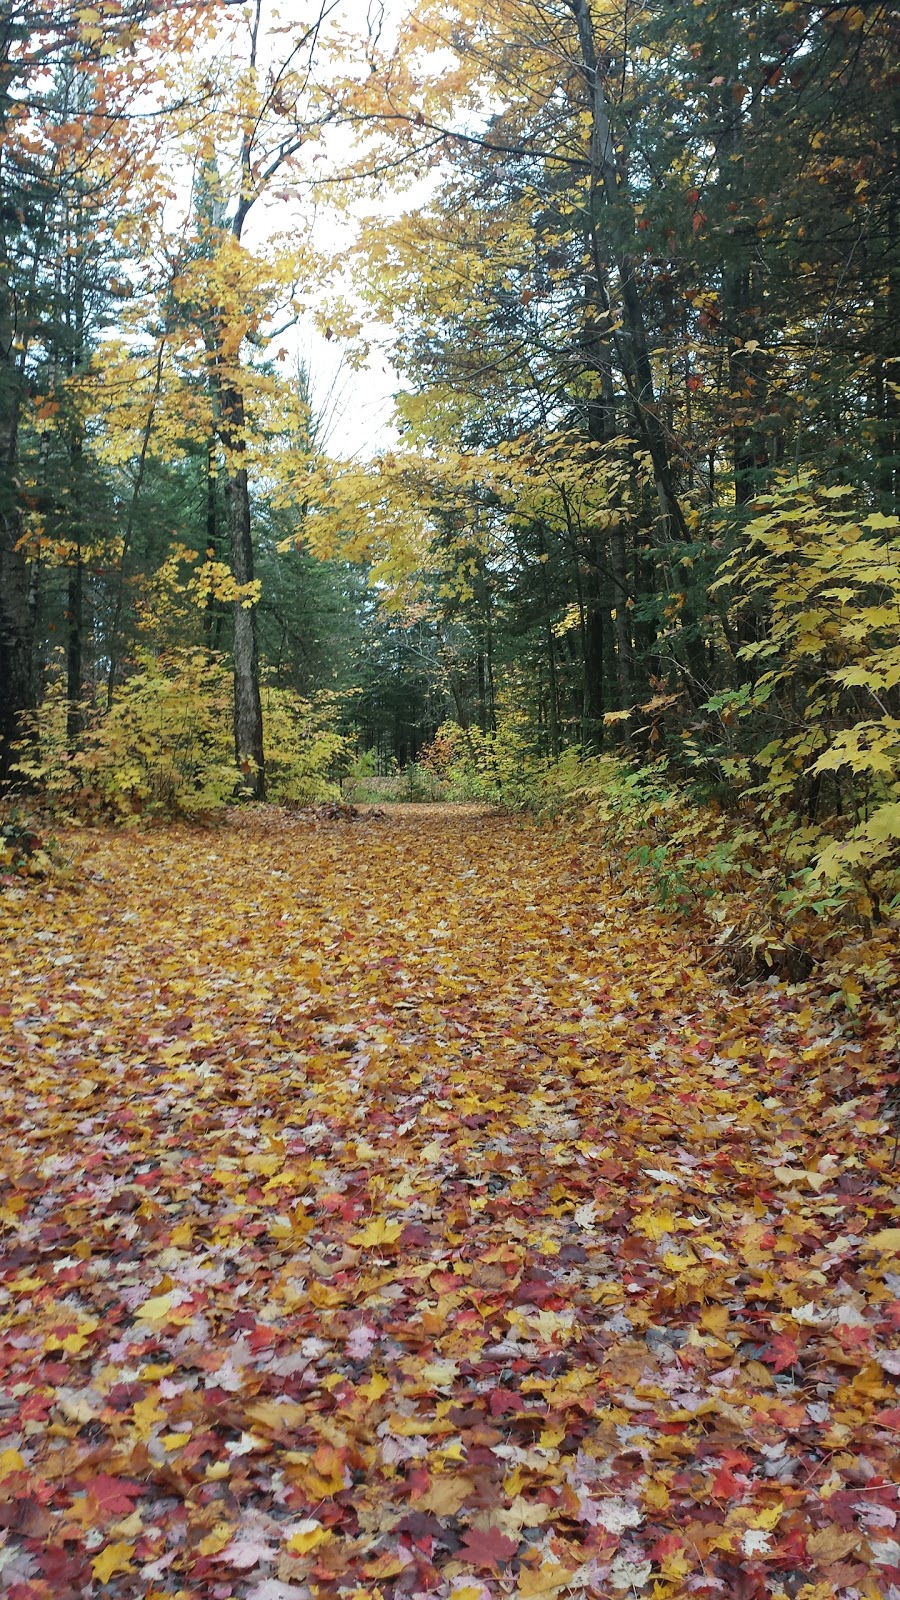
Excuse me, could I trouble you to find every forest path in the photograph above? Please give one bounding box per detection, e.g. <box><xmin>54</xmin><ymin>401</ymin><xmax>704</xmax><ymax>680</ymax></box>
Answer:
<box><xmin>0</xmin><ymin>807</ymin><xmax>897</xmax><ymax>1598</ymax></box>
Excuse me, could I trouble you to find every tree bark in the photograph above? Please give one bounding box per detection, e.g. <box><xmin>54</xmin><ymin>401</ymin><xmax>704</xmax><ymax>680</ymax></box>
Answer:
<box><xmin>65</xmin><ymin>545</ymin><xmax>83</xmax><ymax>747</ymax></box>
<box><xmin>220</xmin><ymin>383</ymin><xmax>264</xmax><ymax>795</ymax></box>
<box><xmin>0</xmin><ymin>302</ymin><xmax>34</xmax><ymax>780</ymax></box>
<box><xmin>0</xmin><ymin>46</ymin><xmax>34</xmax><ymax>781</ymax></box>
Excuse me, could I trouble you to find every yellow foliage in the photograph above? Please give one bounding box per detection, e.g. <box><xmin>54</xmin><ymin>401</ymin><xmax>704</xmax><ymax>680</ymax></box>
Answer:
<box><xmin>14</xmin><ymin>651</ymin><xmax>348</xmax><ymax>820</ymax></box>
<box><xmin>712</xmin><ymin>474</ymin><xmax>900</xmax><ymax>906</ymax></box>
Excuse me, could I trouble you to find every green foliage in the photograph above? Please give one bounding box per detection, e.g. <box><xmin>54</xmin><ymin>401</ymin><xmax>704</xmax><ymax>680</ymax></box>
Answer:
<box><xmin>342</xmin><ymin>751</ymin><xmax>447</xmax><ymax>804</ymax></box>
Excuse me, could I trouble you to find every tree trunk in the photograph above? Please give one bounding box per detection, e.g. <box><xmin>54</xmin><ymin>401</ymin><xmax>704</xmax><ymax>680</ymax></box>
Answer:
<box><xmin>65</xmin><ymin>419</ymin><xmax>85</xmax><ymax>747</ymax></box>
<box><xmin>582</xmin><ymin>597</ymin><xmax>606</xmax><ymax>747</ymax></box>
<box><xmin>203</xmin><ymin>435</ymin><xmax>222</xmax><ymax>651</ymax></box>
<box><xmin>0</xmin><ymin>324</ymin><xmax>32</xmax><ymax>782</ymax></box>
<box><xmin>217</xmin><ymin>380</ymin><xmax>264</xmax><ymax>795</ymax></box>
<box><xmin>0</xmin><ymin>522</ymin><xmax>34</xmax><ymax>782</ymax></box>
<box><xmin>66</xmin><ymin>545</ymin><xmax>83</xmax><ymax>747</ymax></box>
<box><xmin>610</xmin><ymin>522</ymin><xmax>634</xmax><ymax>703</ymax></box>
<box><xmin>569</xmin><ymin>0</ymin><xmax>688</xmax><ymax>548</ymax></box>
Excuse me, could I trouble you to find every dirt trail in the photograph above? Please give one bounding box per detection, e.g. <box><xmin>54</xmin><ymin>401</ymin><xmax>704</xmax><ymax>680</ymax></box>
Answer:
<box><xmin>0</xmin><ymin>807</ymin><xmax>896</xmax><ymax>1598</ymax></box>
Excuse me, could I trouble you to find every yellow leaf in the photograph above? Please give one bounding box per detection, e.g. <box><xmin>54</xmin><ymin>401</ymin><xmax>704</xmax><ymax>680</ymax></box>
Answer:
<box><xmin>420</xmin><ymin>1474</ymin><xmax>475</xmax><ymax>1516</ymax></box>
<box><xmin>136</xmin><ymin>1292</ymin><xmax>176</xmax><ymax>1324</ymax></box>
<box><xmin>246</xmin><ymin>1152</ymin><xmax>282</xmax><ymax>1175</ymax></box>
<box><xmin>420</xmin><ymin>1360</ymin><xmax>458</xmax><ymax>1386</ymax></box>
<box><xmin>197</xmin><ymin>1522</ymin><xmax>235</xmax><ymax>1556</ymax></box>
<box><xmin>867</xmin><ymin>1229</ymin><xmax>900</xmax><ymax>1253</ymax></box>
<box><xmin>350</xmin><ymin>1216</ymin><xmax>403</xmax><ymax>1248</ymax></box>
<box><xmin>285</xmin><ymin>1519</ymin><xmax>331</xmax><ymax>1554</ymax></box>
<box><xmin>0</xmin><ymin>1448</ymin><xmax>25</xmax><ymax>1474</ymax></box>
<box><xmin>754</xmin><ymin>1505</ymin><xmax>784</xmax><ymax>1530</ymax></box>
<box><xmin>132</xmin><ymin>1392</ymin><xmax>164</xmax><ymax>1437</ymax></box>
<box><xmin>111</xmin><ymin>1510</ymin><xmax>144</xmax><ymax>1540</ymax></box>
<box><xmin>141</xmin><ymin>1362</ymin><xmax>174</xmax><ymax>1380</ymax></box>
<box><xmin>91</xmin><ymin>1542</ymin><xmax>135</xmax><ymax>1583</ymax></box>
<box><xmin>308</xmin><ymin>1281</ymin><xmax>343</xmax><ymax>1307</ymax></box>
<box><xmin>662</xmin><ymin>1251</ymin><xmax>697</xmax><ymax>1272</ymax></box>
<box><xmin>162</xmin><ymin>1432</ymin><xmax>191</xmax><ymax>1450</ymax></box>
<box><xmin>634</xmin><ymin>1208</ymin><xmax>677</xmax><ymax>1241</ymax></box>
<box><xmin>642</xmin><ymin>1478</ymin><xmax>671</xmax><ymax>1510</ymax></box>
<box><xmin>387</xmin><ymin>1413</ymin><xmax>453</xmax><ymax>1436</ymax></box>
<box><xmin>806</xmin><ymin>1526</ymin><xmax>860</xmax><ymax>1561</ymax></box>
<box><xmin>357</xmin><ymin>1372</ymin><xmax>390</xmax><ymax>1404</ymax></box>
<box><xmin>59</xmin><ymin>1331</ymin><xmax>89</xmax><ymax>1353</ymax></box>
<box><xmin>516</xmin><ymin>1563</ymin><xmax>577</xmax><ymax>1596</ymax></box>
<box><xmin>539</xmin><ymin>1423</ymin><xmax>566</xmax><ymax>1448</ymax></box>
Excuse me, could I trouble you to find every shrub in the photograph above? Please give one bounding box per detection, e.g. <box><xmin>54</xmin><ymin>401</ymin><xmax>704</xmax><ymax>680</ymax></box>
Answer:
<box><xmin>14</xmin><ymin>650</ymin><xmax>346</xmax><ymax>820</ymax></box>
<box><xmin>708</xmin><ymin>474</ymin><xmax>900</xmax><ymax>919</ymax></box>
<box><xmin>438</xmin><ymin>719</ymin><xmax>544</xmax><ymax>807</ymax></box>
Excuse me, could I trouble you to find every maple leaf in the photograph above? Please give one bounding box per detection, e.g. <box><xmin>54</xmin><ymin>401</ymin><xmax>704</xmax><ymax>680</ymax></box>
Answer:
<box><xmin>135</xmin><ymin>1290</ymin><xmax>178</xmax><ymax>1324</ymax></box>
<box><xmin>91</xmin><ymin>1541</ymin><xmax>135</xmax><ymax>1582</ymax></box>
<box><xmin>246</xmin><ymin>1585</ymin><xmax>312</xmax><ymax>1600</ymax></box>
<box><xmin>346</xmin><ymin>1323</ymin><xmax>378</xmax><ymax>1357</ymax></box>
<box><xmin>419</xmin><ymin>1473</ymin><xmax>476</xmax><ymax>1516</ymax></box>
<box><xmin>350</xmin><ymin>1216</ymin><xmax>402</xmax><ymax>1248</ymax></box>
<box><xmin>760</xmin><ymin>1334</ymin><xmax>799</xmax><ymax>1373</ymax></box>
<box><xmin>869</xmin><ymin>1228</ymin><xmax>900</xmax><ymax>1253</ymax></box>
<box><xmin>806</xmin><ymin>1526</ymin><xmax>861</xmax><ymax>1561</ymax></box>
<box><xmin>592</xmin><ymin>1496</ymin><xmax>643</xmax><ymax>1534</ymax></box>
<box><xmin>1</xmin><ymin>806</ymin><xmax>897</xmax><ymax>1600</ymax></box>
<box><xmin>219</xmin><ymin>1534</ymin><xmax>277</xmax><ymax>1568</ymax></box>
<box><xmin>458</xmin><ymin>1526</ymin><xmax>518</xmax><ymax>1569</ymax></box>
<box><xmin>517</xmin><ymin>1565</ymin><xmax>578</xmax><ymax>1597</ymax></box>
<box><xmin>198</xmin><ymin>1521</ymin><xmax>236</xmax><ymax>1556</ymax></box>
<box><xmin>284</xmin><ymin>1519</ymin><xmax>331</xmax><ymax>1554</ymax></box>
<box><xmin>85</xmin><ymin>1475</ymin><xmax>143</xmax><ymax>1516</ymax></box>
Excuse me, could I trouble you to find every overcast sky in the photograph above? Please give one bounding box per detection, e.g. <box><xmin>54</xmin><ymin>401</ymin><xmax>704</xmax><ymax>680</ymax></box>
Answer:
<box><xmin>248</xmin><ymin>0</ymin><xmax>415</xmax><ymax>460</ymax></box>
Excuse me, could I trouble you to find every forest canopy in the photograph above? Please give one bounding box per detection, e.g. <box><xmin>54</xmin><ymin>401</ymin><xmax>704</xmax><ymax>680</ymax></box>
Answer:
<box><xmin>1</xmin><ymin>0</ymin><xmax>898</xmax><ymax>931</ymax></box>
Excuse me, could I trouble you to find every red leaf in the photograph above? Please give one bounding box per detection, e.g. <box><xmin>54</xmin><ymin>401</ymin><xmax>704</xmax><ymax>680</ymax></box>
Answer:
<box><xmin>85</xmin><ymin>1475</ymin><xmax>142</xmax><ymax>1516</ymax></box>
<box><xmin>489</xmin><ymin>1387</ymin><xmax>524</xmax><ymax>1416</ymax></box>
<box><xmin>458</xmin><ymin>1526</ymin><xmax>518</xmax><ymax>1569</ymax></box>
<box><xmin>875</xmin><ymin>1407</ymin><xmax>900</xmax><ymax>1430</ymax></box>
<box><xmin>710</xmin><ymin>1466</ymin><xmax>743</xmax><ymax>1499</ymax></box>
<box><xmin>761</xmin><ymin>1334</ymin><xmax>798</xmax><ymax>1373</ymax></box>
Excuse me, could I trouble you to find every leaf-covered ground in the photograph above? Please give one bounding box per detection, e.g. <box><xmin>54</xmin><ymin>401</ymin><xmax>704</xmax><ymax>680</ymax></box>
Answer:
<box><xmin>1</xmin><ymin>806</ymin><xmax>898</xmax><ymax>1600</ymax></box>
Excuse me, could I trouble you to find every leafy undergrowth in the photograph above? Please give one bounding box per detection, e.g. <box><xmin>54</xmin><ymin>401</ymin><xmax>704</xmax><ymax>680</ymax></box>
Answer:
<box><xmin>0</xmin><ymin>816</ymin><xmax>63</xmax><ymax>889</ymax></box>
<box><xmin>0</xmin><ymin>807</ymin><xmax>898</xmax><ymax>1600</ymax></box>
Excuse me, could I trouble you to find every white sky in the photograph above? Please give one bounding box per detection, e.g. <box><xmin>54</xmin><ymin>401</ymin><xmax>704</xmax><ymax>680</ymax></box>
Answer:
<box><xmin>243</xmin><ymin>0</ymin><xmax>419</xmax><ymax>459</ymax></box>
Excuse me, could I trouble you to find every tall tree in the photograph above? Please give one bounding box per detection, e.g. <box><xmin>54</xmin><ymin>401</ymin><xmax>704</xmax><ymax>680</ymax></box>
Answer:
<box><xmin>0</xmin><ymin>0</ymin><xmax>213</xmax><ymax>779</ymax></box>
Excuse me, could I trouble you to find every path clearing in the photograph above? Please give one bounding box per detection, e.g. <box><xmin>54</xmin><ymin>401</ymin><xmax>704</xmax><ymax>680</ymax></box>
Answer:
<box><xmin>1</xmin><ymin>807</ymin><xmax>897</xmax><ymax>1599</ymax></box>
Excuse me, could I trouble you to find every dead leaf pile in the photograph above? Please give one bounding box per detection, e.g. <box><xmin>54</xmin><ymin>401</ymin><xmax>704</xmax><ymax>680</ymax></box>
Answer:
<box><xmin>0</xmin><ymin>806</ymin><xmax>897</xmax><ymax>1599</ymax></box>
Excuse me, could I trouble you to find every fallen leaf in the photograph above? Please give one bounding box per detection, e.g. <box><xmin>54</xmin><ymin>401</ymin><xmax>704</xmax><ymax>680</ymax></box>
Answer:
<box><xmin>806</xmin><ymin>1526</ymin><xmax>860</xmax><ymax>1561</ymax></box>
<box><xmin>285</xmin><ymin>1519</ymin><xmax>331</xmax><ymax>1555</ymax></box>
<box><xmin>458</xmin><ymin>1526</ymin><xmax>519</xmax><ymax>1569</ymax></box>
<box><xmin>91</xmin><ymin>1541</ymin><xmax>136</xmax><ymax>1582</ymax></box>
